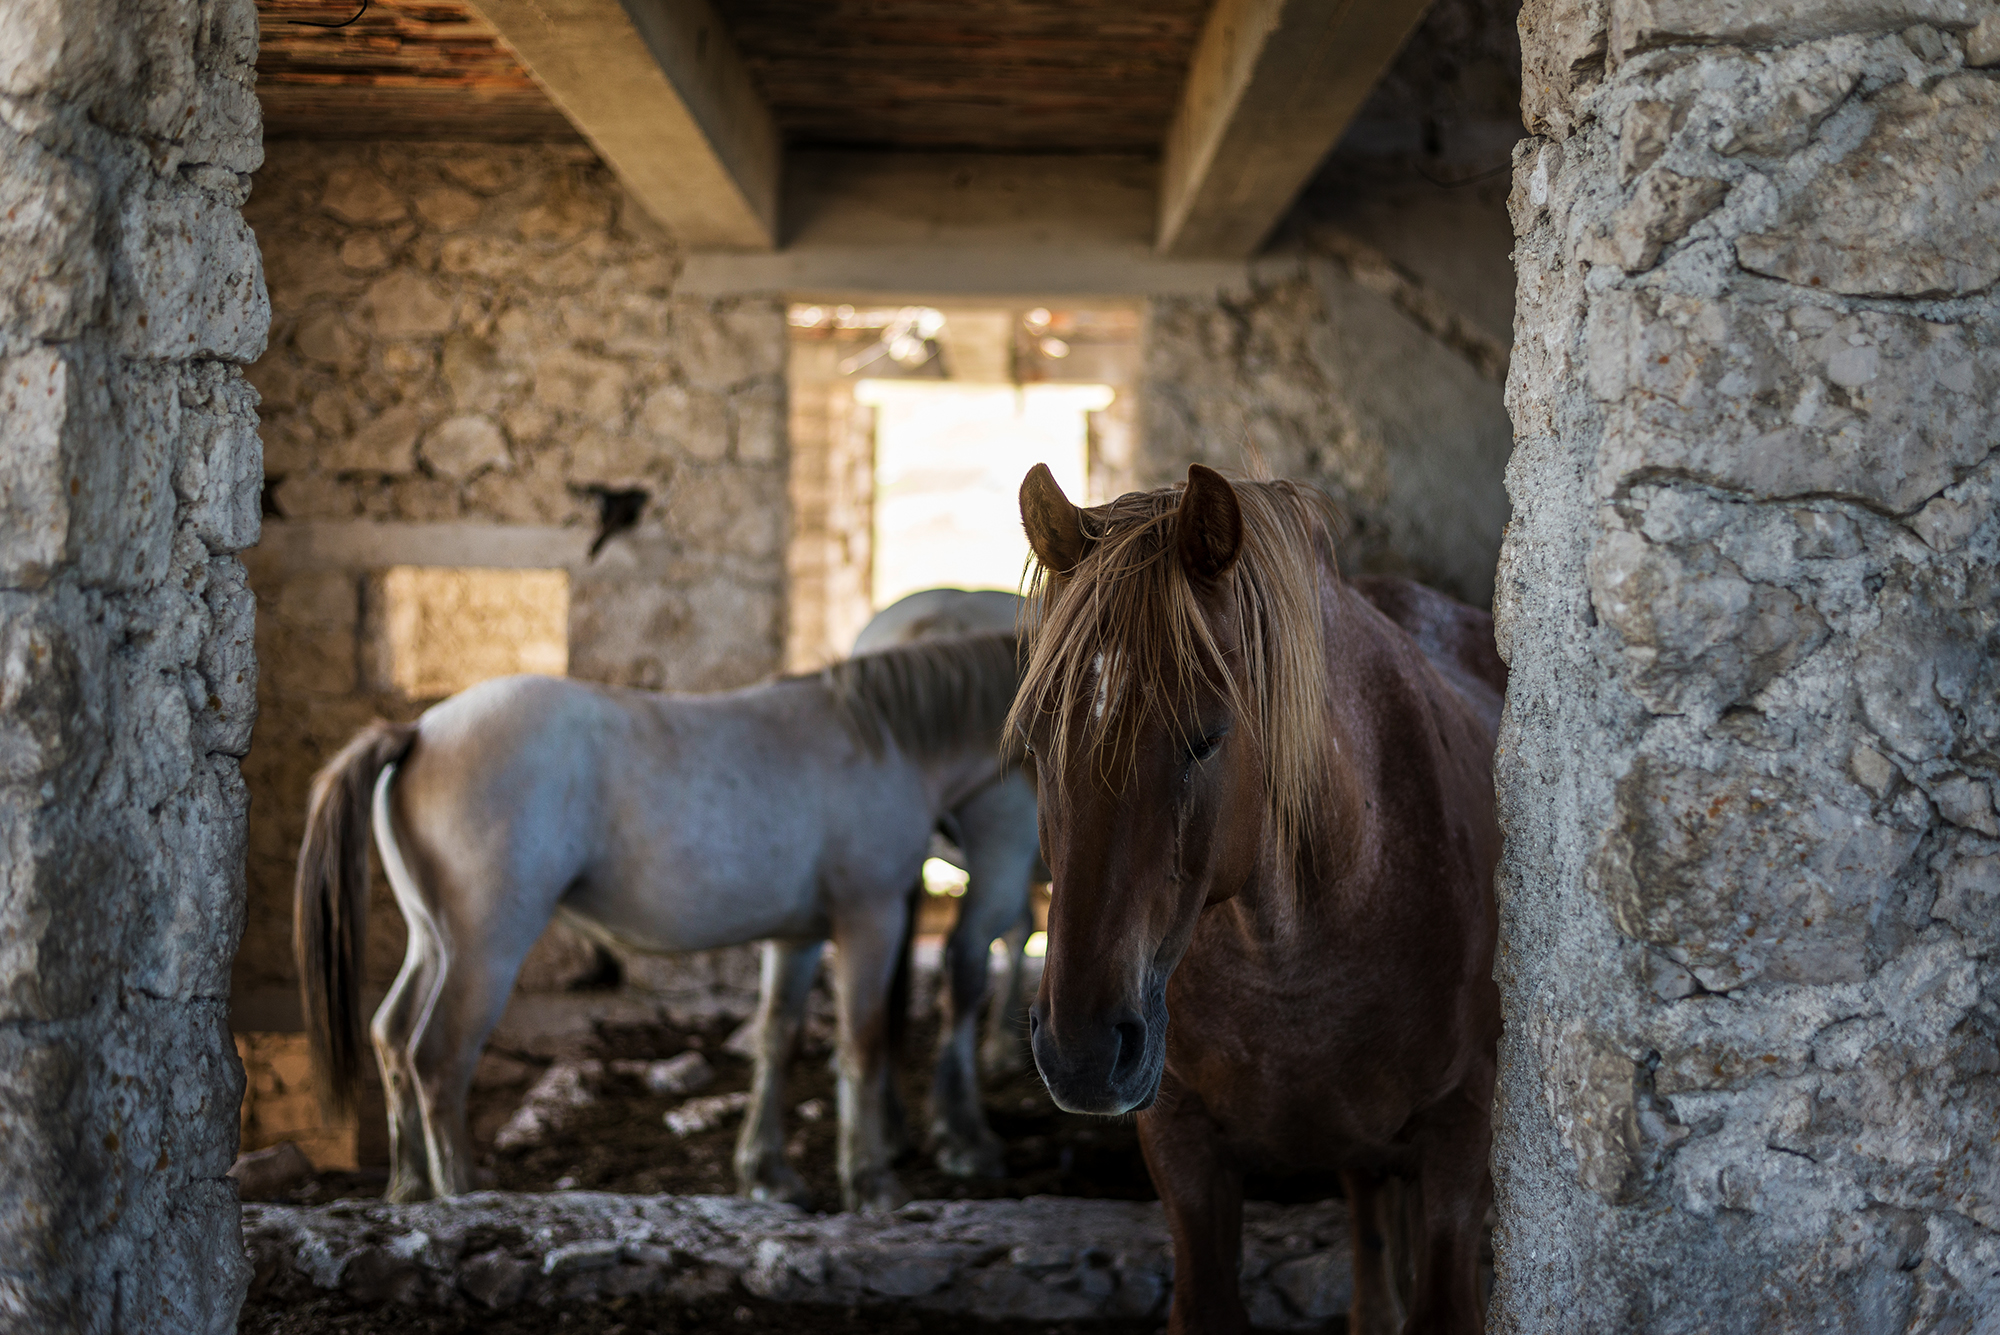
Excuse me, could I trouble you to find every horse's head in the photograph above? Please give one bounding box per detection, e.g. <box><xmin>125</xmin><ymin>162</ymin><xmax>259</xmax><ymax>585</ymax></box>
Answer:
<box><xmin>1010</xmin><ymin>463</ymin><xmax>1331</xmax><ymax>1115</ymax></box>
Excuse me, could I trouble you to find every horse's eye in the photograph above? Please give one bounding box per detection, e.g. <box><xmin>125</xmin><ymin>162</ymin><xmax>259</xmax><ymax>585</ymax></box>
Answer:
<box><xmin>1187</xmin><ymin>731</ymin><xmax>1223</xmax><ymax>763</ymax></box>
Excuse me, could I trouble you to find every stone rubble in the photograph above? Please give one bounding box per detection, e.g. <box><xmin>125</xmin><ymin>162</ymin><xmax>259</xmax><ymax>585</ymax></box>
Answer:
<box><xmin>242</xmin><ymin>1191</ymin><xmax>1355</xmax><ymax>1328</ymax></box>
<box><xmin>493</xmin><ymin>1054</ymin><xmax>719</xmax><ymax>1150</ymax></box>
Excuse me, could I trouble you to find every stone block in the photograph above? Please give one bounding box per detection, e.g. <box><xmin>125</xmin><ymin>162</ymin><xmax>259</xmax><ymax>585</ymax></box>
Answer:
<box><xmin>176</xmin><ymin>372</ymin><xmax>264</xmax><ymax>555</ymax></box>
<box><xmin>533</xmin><ymin>346</ymin><xmax>632</xmax><ymax>421</ymax></box>
<box><xmin>638</xmin><ymin>384</ymin><xmax>729</xmax><ymax>461</ymax></box>
<box><xmin>329</xmin><ymin>403</ymin><xmax>423</xmax><ymax>474</ymax></box>
<box><xmin>114</xmin><ymin>187</ymin><xmax>270</xmax><ymax>363</ymax></box>
<box><xmin>1970</xmin><ymin>13</ymin><xmax>2000</xmax><ymax>64</ymax></box>
<box><xmin>1595</xmin><ymin>757</ymin><xmax>1922</xmax><ymax>989</ymax></box>
<box><xmin>322</xmin><ymin>164</ymin><xmax>407</xmax><ymax>226</ymax></box>
<box><xmin>366</xmin><ymin>270</ymin><xmax>455</xmax><ymax>340</ymax></box>
<box><xmin>1586</xmin><ymin>290</ymin><xmax>1999</xmax><ymax>514</ymax></box>
<box><xmin>1588</xmin><ymin>527</ymin><xmax>1827</xmax><ymax>714</ymax></box>
<box><xmin>420</xmin><ymin>415</ymin><xmax>510</xmax><ymax>479</ymax></box>
<box><xmin>1739</xmin><ymin>77</ymin><xmax>2000</xmax><ymax>298</ymax></box>
<box><xmin>517</xmin><ymin>169</ymin><xmax>612</xmax><ymax>241</ymax></box>
<box><xmin>414</xmin><ymin>186</ymin><xmax>481</xmax><ymax>232</ymax></box>
<box><xmin>1611</xmin><ymin>0</ymin><xmax>1986</xmax><ymax>52</ymax></box>
<box><xmin>732</xmin><ymin>389</ymin><xmax>785</xmax><ymax>464</ymax></box>
<box><xmin>292</xmin><ymin>308</ymin><xmax>363</xmax><ymax>369</ymax></box>
<box><xmin>0</xmin><ymin>348</ymin><xmax>73</xmax><ymax>587</ymax></box>
<box><xmin>0</xmin><ymin>125</ymin><xmax>104</xmax><ymax>344</ymax></box>
<box><xmin>1517</xmin><ymin>0</ymin><xmax>1608</xmax><ymax>137</ymax></box>
<box><xmin>1580</xmin><ymin>168</ymin><xmax>1728</xmax><ymax>272</ymax></box>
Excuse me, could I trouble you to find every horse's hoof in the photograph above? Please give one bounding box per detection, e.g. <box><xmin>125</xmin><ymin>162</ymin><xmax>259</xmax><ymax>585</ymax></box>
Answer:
<box><xmin>845</xmin><ymin>1172</ymin><xmax>911</xmax><ymax>1214</ymax></box>
<box><xmin>740</xmin><ymin>1166</ymin><xmax>813</xmax><ymax>1209</ymax></box>
<box><xmin>383</xmin><ymin>1175</ymin><xmax>435</xmax><ymax>1204</ymax></box>
<box><xmin>934</xmin><ymin>1135</ymin><xmax>1007</xmax><ymax>1179</ymax></box>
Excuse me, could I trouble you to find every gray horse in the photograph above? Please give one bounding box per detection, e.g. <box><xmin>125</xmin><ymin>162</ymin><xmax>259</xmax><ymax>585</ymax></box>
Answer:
<box><xmin>852</xmin><ymin>588</ymin><xmax>1045</xmax><ymax>1176</ymax></box>
<box><xmin>294</xmin><ymin>634</ymin><xmax>1018</xmax><ymax>1212</ymax></box>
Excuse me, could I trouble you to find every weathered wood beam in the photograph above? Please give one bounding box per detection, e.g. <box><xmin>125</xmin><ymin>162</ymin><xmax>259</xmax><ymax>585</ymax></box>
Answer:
<box><xmin>466</xmin><ymin>0</ymin><xmax>780</xmax><ymax>250</ymax></box>
<box><xmin>1157</xmin><ymin>0</ymin><xmax>1435</xmax><ymax>258</ymax></box>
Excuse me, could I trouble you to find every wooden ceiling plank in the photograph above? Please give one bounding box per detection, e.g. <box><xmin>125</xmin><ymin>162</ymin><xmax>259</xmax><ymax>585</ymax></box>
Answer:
<box><xmin>463</xmin><ymin>0</ymin><xmax>780</xmax><ymax>250</ymax></box>
<box><xmin>1157</xmin><ymin>0</ymin><xmax>1435</xmax><ymax>257</ymax></box>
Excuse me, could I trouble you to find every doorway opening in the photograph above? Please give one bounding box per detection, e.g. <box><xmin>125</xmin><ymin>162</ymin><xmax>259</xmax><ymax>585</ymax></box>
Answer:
<box><xmin>784</xmin><ymin>303</ymin><xmax>1140</xmax><ymax>670</ymax></box>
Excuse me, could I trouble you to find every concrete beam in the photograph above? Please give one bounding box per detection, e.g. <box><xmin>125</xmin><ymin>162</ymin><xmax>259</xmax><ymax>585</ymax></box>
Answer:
<box><xmin>1157</xmin><ymin>0</ymin><xmax>1435</xmax><ymax>258</ymax></box>
<box><xmin>466</xmin><ymin>0</ymin><xmax>780</xmax><ymax>250</ymax></box>
<box><xmin>680</xmin><ymin>151</ymin><xmax>1293</xmax><ymax>300</ymax></box>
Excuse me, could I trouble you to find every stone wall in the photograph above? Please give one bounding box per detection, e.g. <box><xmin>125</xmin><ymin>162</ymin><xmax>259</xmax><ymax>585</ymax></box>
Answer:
<box><xmin>1495</xmin><ymin>3</ymin><xmax>2000</xmax><ymax>1329</ymax></box>
<box><xmin>0</xmin><ymin>0</ymin><xmax>268</xmax><ymax>1327</ymax></box>
<box><xmin>1136</xmin><ymin>0</ymin><xmax>1522</xmax><ymax>607</ymax></box>
<box><xmin>232</xmin><ymin>143</ymin><xmax>790</xmax><ymax>1021</ymax></box>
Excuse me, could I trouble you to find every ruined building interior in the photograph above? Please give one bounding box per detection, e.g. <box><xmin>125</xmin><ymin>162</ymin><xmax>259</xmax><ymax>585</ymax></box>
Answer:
<box><xmin>1</xmin><ymin>0</ymin><xmax>1997</xmax><ymax>1329</ymax></box>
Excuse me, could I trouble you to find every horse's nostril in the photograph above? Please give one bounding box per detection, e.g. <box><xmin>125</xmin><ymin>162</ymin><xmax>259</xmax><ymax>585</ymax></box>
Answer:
<box><xmin>1111</xmin><ymin>1019</ymin><xmax>1145</xmax><ymax>1080</ymax></box>
<box><xmin>1028</xmin><ymin>1009</ymin><xmax>1041</xmax><ymax>1036</ymax></box>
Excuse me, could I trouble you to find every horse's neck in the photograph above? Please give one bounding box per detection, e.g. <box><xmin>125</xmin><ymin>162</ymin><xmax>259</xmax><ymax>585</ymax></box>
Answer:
<box><xmin>917</xmin><ymin>741</ymin><xmax>1008</xmax><ymax>813</ymax></box>
<box><xmin>1300</xmin><ymin>574</ymin><xmax>1391</xmax><ymax>889</ymax></box>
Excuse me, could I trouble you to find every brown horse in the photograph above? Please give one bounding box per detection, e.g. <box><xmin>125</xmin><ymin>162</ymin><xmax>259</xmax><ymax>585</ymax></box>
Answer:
<box><xmin>1010</xmin><ymin>463</ymin><xmax>1503</xmax><ymax>1334</ymax></box>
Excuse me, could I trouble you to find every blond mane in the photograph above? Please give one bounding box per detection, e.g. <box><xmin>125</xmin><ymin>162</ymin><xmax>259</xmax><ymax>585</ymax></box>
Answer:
<box><xmin>1006</xmin><ymin>478</ymin><xmax>1337</xmax><ymax>861</ymax></box>
<box><xmin>817</xmin><ymin>632</ymin><xmax>1021</xmax><ymax>759</ymax></box>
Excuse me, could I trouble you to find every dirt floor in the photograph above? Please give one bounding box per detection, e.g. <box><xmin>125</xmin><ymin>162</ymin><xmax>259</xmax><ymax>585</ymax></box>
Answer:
<box><xmin>266</xmin><ymin>1010</ymin><xmax>1160</xmax><ymax>1210</ymax></box>
<box><xmin>240</xmin><ymin>1011</ymin><xmax>1351</xmax><ymax>1332</ymax></box>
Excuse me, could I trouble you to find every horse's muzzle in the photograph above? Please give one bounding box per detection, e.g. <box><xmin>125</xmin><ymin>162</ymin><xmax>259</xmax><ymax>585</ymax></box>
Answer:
<box><xmin>1029</xmin><ymin>989</ymin><xmax>1166</xmax><ymax>1116</ymax></box>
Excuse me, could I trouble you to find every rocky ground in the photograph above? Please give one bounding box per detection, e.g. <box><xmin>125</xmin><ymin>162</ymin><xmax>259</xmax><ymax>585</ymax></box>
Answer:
<box><xmin>252</xmin><ymin>1008</ymin><xmax>1160</xmax><ymax>1211</ymax></box>
<box><xmin>236</xmin><ymin>1004</ymin><xmax>1369</xmax><ymax>1332</ymax></box>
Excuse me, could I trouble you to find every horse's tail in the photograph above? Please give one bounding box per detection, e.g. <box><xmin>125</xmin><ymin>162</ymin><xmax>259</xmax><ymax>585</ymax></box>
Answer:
<box><xmin>294</xmin><ymin>719</ymin><xmax>418</xmax><ymax>1118</ymax></box>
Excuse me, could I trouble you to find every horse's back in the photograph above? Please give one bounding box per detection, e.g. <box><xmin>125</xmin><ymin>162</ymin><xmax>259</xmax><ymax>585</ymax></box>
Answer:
<box><xmin>853</xmin><ymin>588</ymin><xmax>1022</xmax><ymax>652</ymax></box>
<box><xmin>1349</xmin><ymin>575</ymin><xmax>1504</xmax><ymax>740</ymax></box>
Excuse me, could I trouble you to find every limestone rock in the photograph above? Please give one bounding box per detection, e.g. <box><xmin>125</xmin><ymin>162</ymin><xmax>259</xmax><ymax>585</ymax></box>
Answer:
<box><xmin>1581</xmin><ymin>169</ymin><xmax>1729</xmax><ymax>272</ymax></box>
<box><xmin>1611</xmin><ymin>0</ymin><xmax>1987</xmax><ymax>52</ymax></box>
<box><xmin>322</xmin><ymin>164</ymin><xmax>407</xmax><ymax>226</ymax></box>
<box><xmin>1587</xmin><ymin>290</ymin><xmax>2000</xmax><ymax>513</ymax></box>
<box><xmin>1969</xmin><ymin>13</ymin><xmax>2000</xmax><ymax>65</ymax></box>
<box><xmin>1595</xmin><ymin>758</ymin><xmax>1922</xmax><ymax>989</ymax></box>
<box><xmin>1738</xmin><ymin>77</ymin><xmax>2000</xmax><ymax>298</ymax></box>
<box><xmin>330</xmin><ymin>404</ymin><xmax>423</xmax><ymax>474</ymax></box>
<box><xmin>366</xmin><ymin>270</ymin><xmax>455</xmax><ymax>340</ymax></box>
<box><xmin>1518</xmin><ymin>0</ymin><xmax>1608</xmax><ymax>137</ymax></box>
<box><xmin>243</xmin><ymin>1192</ymin><xmax>1352</xmax><ymax>1328</ymax></box>
<box><xmin>229</xmin><ymin>1141</ymin><xmax>314</xmax><ymax>1201</ymax></box>
<box><xmin>1588</xmin><ymin>528</ymin><xmax>1826</xmax><ymax>714</ymax></box>
<box><xmin>420</xmin><ymin>415</ymin><xmax>510</xmax><ymax>479</ymax></box>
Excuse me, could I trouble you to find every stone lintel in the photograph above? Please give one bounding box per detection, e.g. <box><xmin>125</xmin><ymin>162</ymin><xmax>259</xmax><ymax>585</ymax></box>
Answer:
<box><xmin>247</xmin><ymin>520</ymin><xmax>596</xmax><ymax>576</ymax></box>
<box><xmin>466</xmin><ymin>0</ymin><xmax>780</xmax><ymax>250</ymax></box>
<box><xmin>1156</xmin><ymin>0</ymin><xmax>1436</xmax><ymax>258</ymax></box>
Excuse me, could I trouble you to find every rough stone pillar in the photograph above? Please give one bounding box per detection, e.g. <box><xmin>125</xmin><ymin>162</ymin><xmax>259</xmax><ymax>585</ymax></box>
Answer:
<box><xmin>1494</xmin><ymin>2</ymin><xmax>2000</xmax><ymax>1329</ymax></box>
<box><xmin>0</xmin><ymin>0</ymin><xmax>267</xmax><ymax>1328</ymax></box>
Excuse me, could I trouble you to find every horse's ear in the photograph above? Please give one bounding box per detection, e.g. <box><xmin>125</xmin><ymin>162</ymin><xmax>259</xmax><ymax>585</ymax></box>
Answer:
<box><xmin>1177</xmin><ymin>464</ymin><xmax>1243</xmax><ymax>583</ymax></box>
<box><xmin>1020</xmin><ymin>463</ymin><xmax>1090</xmax><ymax>576</ymax></box>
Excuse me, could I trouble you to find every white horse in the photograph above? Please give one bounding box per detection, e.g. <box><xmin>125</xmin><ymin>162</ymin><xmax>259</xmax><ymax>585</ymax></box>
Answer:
<box><xmin>851</xmin><ymin>589</ymin><xmax>1046</xmax><ymax>1176</ymax></box>
<box><xmin>294</xmin><ymin>634</ymin><xmax>1019</xmax><ymax>1212</ymax></box>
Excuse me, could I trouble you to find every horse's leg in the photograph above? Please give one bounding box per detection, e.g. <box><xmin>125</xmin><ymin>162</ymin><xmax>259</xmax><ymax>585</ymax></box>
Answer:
<box><xmin>829</xmin><ymin>901</ymin><xmax>912</xmax><ymax>1213</ymax></box>
<box><xmin>371</xmin><ymin>929</ymin><xmax>440</xmax><ymax>1203</ymax></box>
<box><xmin>932</xmin><ymin>777</ymin><xmax>1036</xmax><ymax>1176</ymax></box>
<box><xmin>1139</xmin><ymin>1084</ymin><xmax>1247</xmax><ymax>1335</ymax></box>
<box><xmin>1340</xmin><ymin>1169</ymin><xmax>1407</xmax><ymax>1335</ymax></box>
<box><xmin>1404</xmin><ymin>1098</ymin><xmax>1493</xmax><ymax>1334</ymax></box>
<box><xmin>979</xmin><ymin>902</ymin><xmax>1034</xmax><ymax>1077</ymax></box>
<box><xmin>377</xmin><ymin>772</ymin><xmax>556</xmax><ymax>1199</ymax></box>
<box><xmin>733</xmin><ymin>938</ymin><xmax>822</xmax><ymax>1207</ymax></box>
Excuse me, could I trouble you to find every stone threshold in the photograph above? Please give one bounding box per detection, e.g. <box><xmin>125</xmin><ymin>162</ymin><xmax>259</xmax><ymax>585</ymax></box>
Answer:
<box><xmin>243</xmin><ymin>1192</ymin><xmax>1354</xmax><ymax>1327</ymax></box>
